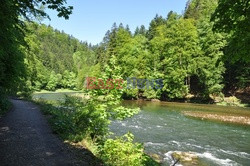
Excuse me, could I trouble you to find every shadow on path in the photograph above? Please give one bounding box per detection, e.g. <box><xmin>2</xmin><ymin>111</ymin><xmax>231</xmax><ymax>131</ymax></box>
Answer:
<box><xmin>0</xmin><ymin>99</ymin><xmax>101</xmax><ymax>166</ymax></box>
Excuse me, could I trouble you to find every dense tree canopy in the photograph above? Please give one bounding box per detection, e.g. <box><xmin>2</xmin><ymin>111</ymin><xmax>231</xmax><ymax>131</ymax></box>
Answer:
<box><xmin>211</xmin><ymin>0</ymin><xmax>250</xmax><ymax>88</ymax></box>
<box><xmin>20</xmin><ymin>0</ymin><xmax>249</xmax><ymax>100</ymax></box>
<box><xmin>0</xmin><ymin>0</ymin><xmax>72</xmax><ymax>93</ymax></box>
<box><xmin>212</xmin><ymin>0</ymin><xmax>250</xmax><ymax>63</ymax></box>
<box><xmin>1</xmin><ymin>0</ymin><xmax>249</xmax><ymax>100</ymax></box>
<box><xmin>24</xmin><ymin>23</ymin><xmax>94</xmax><ymax>91</ymax></box>
<box><xmin>184</xmin><ymin>0</ymin><xmax>218</xmax><ymax>20</ymax></box>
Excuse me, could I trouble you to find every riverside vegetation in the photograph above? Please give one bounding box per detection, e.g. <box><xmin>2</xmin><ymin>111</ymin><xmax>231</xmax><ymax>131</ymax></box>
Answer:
<box><xmin>1</xmin><ymin>0</ymin><xmax>250</xmax><ymax>165</ymax></box>
<box><xmin>34</xmin><ymin>93</ymin><xmax>158</xmax><ymax>165</ymax></box>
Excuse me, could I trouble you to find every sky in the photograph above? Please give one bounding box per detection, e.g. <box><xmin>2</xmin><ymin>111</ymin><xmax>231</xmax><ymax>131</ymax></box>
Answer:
<box><xmin>43</xmin><ymin>0</ymin><xmax>187</xmax><ymax>45</ymax></box>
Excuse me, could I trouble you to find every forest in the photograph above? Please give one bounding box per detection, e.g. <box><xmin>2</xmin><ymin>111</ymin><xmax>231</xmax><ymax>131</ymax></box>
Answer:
<box><xmin>0</xmin><ymin>0</ymin><xmax>249</xmax><ymax>165</ymax></box>
<box><xmin>10</xmin><ymin>0</ymin><xmax>249</xmax><ymax>103</ymax></box>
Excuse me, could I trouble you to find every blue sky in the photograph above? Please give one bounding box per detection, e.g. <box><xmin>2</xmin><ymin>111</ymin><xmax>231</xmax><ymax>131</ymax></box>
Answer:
<box><xmin>43</xmin><ymin>0</ymin><xmax>187</xmax><ymax>45</ymax></box>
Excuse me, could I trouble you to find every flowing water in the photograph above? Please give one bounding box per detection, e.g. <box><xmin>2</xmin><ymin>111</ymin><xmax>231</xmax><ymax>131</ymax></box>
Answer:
<box><xmin>110</xmin><ymin>101</ymin><xmax>250</xmax><ymax>166</ymax></box>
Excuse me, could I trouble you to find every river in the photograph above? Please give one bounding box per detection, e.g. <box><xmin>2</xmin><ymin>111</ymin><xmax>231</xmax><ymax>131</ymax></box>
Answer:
<box><xmin>110</xmin><ymin>100</ymin><xmax>250</xmax><ymax>166</ymax></box>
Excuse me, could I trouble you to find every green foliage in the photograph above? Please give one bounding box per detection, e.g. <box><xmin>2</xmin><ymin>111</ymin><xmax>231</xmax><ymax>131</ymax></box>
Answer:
<box><xmin>143</xmin><ymin>89</ymin><xmax>161</xmax><ymax>99</ymax></box>
<box><xmin>100</xmin><ymin>133</ymin><xmax>145</xmax><ymax>166</ymax></box>
<box><xmin>16</xmin><ymin>0</ymin><xmax>73</xmax><ymax>20</ymax></box>
<box><xmin>32</xmin><ymin>24</ymin><xmax>82</xmax><ymax>73</ymax></box>
<box><xmin>196</xmin><ymin>20</ymin><xmax>226</xmax><ymax>96</ymax></box>
<box><xmin>0</xmin><ymin>0</ymin><xmax>72</xmax><ymax>95</ymax></box>
<box><xmin>23</xmin><ymin>0</ymin><xmax>248</xmax><ymax>101</ymax></box>
<box><xmin>147</xmin><ymin>14</ymin><xmax>166</xmax><ymax>40</ymax></box>
<box><xmin>0</xmin><ymin>1</ymin><xmax>26</xmax><ymax>91</ymax></box>
<box><xmin>211</xmin><ymin>0</ymin><xmax>250</xmax><ymax>89</ymax></box>
<box><xmin>98</xmin><ymin>10</ymin><xmax>230</xmax><ymax>100</ymax></box>
<box><xmin>73</xmin><ymin>50</ymin><xmax>99</xmax><ymax>89</ymax></box>
<box><xmin>17</xmin><ymin>80</ymin><xmax>34</xmax><ymax>98</ymax></box>
<box><xmin>46</xmin><ymin>71</ymin><xmax>58</xmax><ymax>91</ymax></box>
<box><xmin>61</xmin><ymin>70</ymin><xmax>77</xmax><ymax>90</ymax></box>
<box><xmin>37</xmin><ymin>96</ymin><xmax>109</xmax><ymax>141</ymax></box>
<box><xmin>184</xmin><ymin>0</ymin><xmax>218</xmax><ymax>20</ymax></box>
<box><xmin>123</xmin><ymin>88</ymin><xmax>139</xmax><ymax>99</ymax></box>
<box><xmin>134</xmin><ymin>25</ymin><xmax>147</xmax><ymax>36</ymax></box>
<box><xmin>151</xmin><ymin>18</ymin><xmax>200</xmax><ymax>98</ymax></box>
<box><xmin>85</xmin><ymin>53</ymin><xmax>141</xmax><ymax>121</ymax></box>
<box><xmin>112</xmin><ymin>106</ymin><xmax>140</xmax><ymax>120</ymax></box>
<box><xmin>224</xmin><ymin>62</ymin><xmax>250</xmax><ymax>89</ymax></box>
<box><xmin>0</xmin><ymin>88</ymin><xmax>11</xmax><ymax>116</ymax></box>
<box><xmin>216</xmin><ymin>96</ymin><xmax>245</xmax><ymax>107</ymax></box>
<box><xmin>24</xmin><ymin>23</ymin><xmax>92</xmax><ymax>91</ymax></box>
<box><xmin>212</xmin><ymin>0</ymin><xmax>250</xmax><ymax>62</ymax></box>
<box><xmin>0</xmin><ymin>98</ymin><xmax>11</xmax><ymax>116</ymax></box>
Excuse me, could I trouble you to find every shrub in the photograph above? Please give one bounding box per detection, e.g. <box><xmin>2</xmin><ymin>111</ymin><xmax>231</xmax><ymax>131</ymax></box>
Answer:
<box><xmin>0</xmin><ymin>96</ymin><xmax>11</xmax><ymax>116</ymax></box>
<box><xmin>0</xmin><ymin>88</ymin><xmax>11</xmax><ymax>116</ymax></box>
<box><xmin>112</xmin><ymin>106</ymin><xmax>140</xmax><ymax>120</ymax></box>
<box><xmin>100</xmin><ymin>133</ymin><xmax>145</xmax><ymax>166</ymax></box>
<box><xmin>37</xmin><ymin>96</ymin><xmax>111</xmax><ymax>141</ymax></box>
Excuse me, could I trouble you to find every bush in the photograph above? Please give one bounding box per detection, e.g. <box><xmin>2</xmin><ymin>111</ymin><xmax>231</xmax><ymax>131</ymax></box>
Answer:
<box><xmin>216</xmin><ymin>96</ymin><xmax>245</xmax><ymax>107</ymax></box>
<box><xmin>0</xmin><ymin>87</ymin><xmax>11</xmax><ymax>116</ymax></box>
<box><xmin>0</xmin><ymin>95</ymin><xmax>11</xmax><ymax>116</ymax></box>
<box><xmin>36</xmin><ymin>96</ymin><xmax>110</xmax><ymax>141</ymax></box>
<box><xmin>100</xmin><ymin>133</ymin><xmax>145</xmax><ymax>166</ymax></box>
<box><xmin>112</xmin><ymin>106</ymin><xmax>140</xmax><ymax>120</ymax></box>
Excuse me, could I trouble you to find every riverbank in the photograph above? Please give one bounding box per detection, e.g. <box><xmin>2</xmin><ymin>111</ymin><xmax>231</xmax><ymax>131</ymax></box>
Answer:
<box><xmin>136</xmin><ymin>95</ymin><xmax>250</xmax><ymax>108</ymax></box>
<box><xmin>32</xmin><ymin>91</ymin><xmax>250</xmax><ymax>126</ymax></box>
<box><xmin>123</xmin><ymin>100</ymin><xmax>250</xmax><ymax>126</ymax></box>
<box><xmin>32</xmin><ymin>87</ymin><xmax>250</xmax><ymax>106</ymax></box>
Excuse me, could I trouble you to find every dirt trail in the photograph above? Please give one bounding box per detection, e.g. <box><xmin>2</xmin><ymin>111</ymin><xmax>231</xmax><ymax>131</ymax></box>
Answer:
<box><xmin>0</xmin><ymin>99</ymin><xmax>94</xmax><ymax>166</ymax></box>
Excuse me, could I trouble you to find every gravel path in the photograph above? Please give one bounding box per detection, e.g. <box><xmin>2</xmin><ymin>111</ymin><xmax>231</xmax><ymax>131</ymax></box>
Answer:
<box><xmin>0</xmin><ymin>99</ymin><xmax>95</xmax><ymax>166</ymax></box>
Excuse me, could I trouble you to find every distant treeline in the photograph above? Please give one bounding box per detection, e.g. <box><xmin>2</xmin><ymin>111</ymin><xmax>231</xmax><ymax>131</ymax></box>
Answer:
<box><xmin>2</xmin><ymin>0</ymin><xmax>249</xmax><ymax>101</ymax></box>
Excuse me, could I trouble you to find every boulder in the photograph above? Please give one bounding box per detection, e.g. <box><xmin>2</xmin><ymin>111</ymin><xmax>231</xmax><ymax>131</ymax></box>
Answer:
<box><xmin>172</xmin><ymin>151</ymin><xmax>198</xmax><ymax>165</ymax></box>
